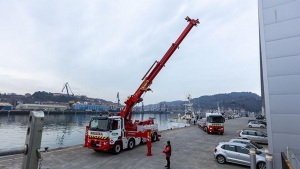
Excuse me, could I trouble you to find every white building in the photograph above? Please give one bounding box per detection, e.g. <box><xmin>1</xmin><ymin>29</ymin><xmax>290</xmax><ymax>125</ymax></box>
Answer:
<box><xmin>15</xmin><ymin>104</ymin><xmax>67</xmax><ymax>111</ymax></box>
<box><xmin>258</xmin><ymin>0</ymin><xmax>300</xmax><ymax>168</ymax></box>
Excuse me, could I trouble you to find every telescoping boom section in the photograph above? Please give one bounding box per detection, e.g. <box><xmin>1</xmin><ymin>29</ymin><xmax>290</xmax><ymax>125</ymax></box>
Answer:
<box><xmin>120</xmin><ymin>16</ymin><xmax>200</xmax><ymax>128</ymax></box>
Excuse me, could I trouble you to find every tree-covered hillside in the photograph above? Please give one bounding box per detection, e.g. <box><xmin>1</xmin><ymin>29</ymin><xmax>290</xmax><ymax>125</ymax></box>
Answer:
<box><xmin>152</xmin><ymin>92</ymin><xmax>261</xmax><ymax>112</ymax></box>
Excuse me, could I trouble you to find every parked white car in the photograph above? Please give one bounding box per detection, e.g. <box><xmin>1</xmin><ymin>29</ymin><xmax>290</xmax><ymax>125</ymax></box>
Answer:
<box><xmin>228</xmin><ymin>139</ymin><xmax>265</xmax><ymax>155</ymax></box>
<box><xmin>213</xmin><ymin>142</ymin><xmax>266</xmax><ymax>168</ymax></box>
<box><xmin>248</xmin><ymin>121</ymin><xmax>266</xmax><ymax>128</ymax></box>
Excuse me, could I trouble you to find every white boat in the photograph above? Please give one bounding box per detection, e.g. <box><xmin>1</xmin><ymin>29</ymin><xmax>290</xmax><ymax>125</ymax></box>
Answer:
<box><xmin>168</xmin><ymin>94</ymin><xmax>196</xmax><ymax>129</ymax></box>
<box><xmin>181</xmin><ymin>94</ymin><xmax>196</xmax><ymax>122</ymax></box>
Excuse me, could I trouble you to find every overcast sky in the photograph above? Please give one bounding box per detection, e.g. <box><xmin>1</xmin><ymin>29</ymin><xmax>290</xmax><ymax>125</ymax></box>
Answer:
<box><xmin>0</xmin><ymin>0</ymin><xmax>260</xmax><ymax>105</ymax></box>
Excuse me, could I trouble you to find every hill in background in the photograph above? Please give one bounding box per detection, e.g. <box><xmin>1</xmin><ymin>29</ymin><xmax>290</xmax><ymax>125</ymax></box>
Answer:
<box><xmin>143</xmin><ymin>92</ymin><xmax>261</xmax><ymax>112</ymax></box>
<box><xmin>1</xmin><ymin>91</ymin><xmax>261</xmax><ymax>112</ymax></box>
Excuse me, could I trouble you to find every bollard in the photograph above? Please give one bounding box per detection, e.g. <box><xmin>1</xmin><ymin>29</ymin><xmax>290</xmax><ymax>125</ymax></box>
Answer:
<box><xmin>250</xmin><ymin>148</ymin><xmax>256</xmax><ymax>169</ymax></box>
<box><xmin>84</xmin><ymin>126</ymin><xmax>89</xmax><ymax>147</ymax></box>
<box><xmin>146</xmin><ymin>131</ymin><xmax>152</xmax><ymax>156</ymax></box>
<box><xmin>22</xmin><ymin>111</ymin><xmax>44</xmax><ymax>169</ymax></box>
<box><xmin>265</xmin><ymin>148</ymin><xmax>273</xmax><ymax>169</ymax></box>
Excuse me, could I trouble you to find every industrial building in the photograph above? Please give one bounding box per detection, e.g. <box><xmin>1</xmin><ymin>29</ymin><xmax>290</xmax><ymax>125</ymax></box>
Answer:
<box><xmin>0</xmin><ymin>103</ymin><xmax>12</xmax><ymax>110</ymax></box>
<box><xmin>15</xmin><ymin>104</ymin><xmax>67</xmax><ymax>111</ymax></box>
<box><xmin>74</xmin><ymin>103</ymin><xmax>108</xmax><ymax>111</ymax></box>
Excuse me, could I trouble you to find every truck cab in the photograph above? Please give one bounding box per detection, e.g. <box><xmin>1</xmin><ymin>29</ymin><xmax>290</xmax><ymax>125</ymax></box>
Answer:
<box><xmin>87</xmin><ymin>116</ymin><xmax>158</xmax><ymax>154</ymax></box>
<box><xmin>197</xmin><ymin>113</ymin><xmax>225</xmax><ymax>135</ymax></box>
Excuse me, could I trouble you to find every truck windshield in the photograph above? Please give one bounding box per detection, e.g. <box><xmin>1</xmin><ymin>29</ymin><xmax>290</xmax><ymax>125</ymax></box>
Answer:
<box><xmin>208</xmin><ymin>116</ymin><xmax>224</xmax><ymax>123</ymax></box>
<box><xmin>89</xmin><ymin>119</ymin><xmax>110</xmax><ymax>131</ymax></box>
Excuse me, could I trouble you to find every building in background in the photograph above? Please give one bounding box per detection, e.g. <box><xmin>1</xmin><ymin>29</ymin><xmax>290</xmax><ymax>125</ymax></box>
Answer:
<box><xmin>258</xmin><ymin>0</ymin><xmax>300</xmax><ymax>168</ymax></box>
<box><xmin>15</xmin><ymin>104</ymin><xmax>67</xmax><ymax>111</ymax></box>
<box><xmin>0</xmin><ymin>103</ymin><xmax>13</xmax><ymax>110</ymax></box>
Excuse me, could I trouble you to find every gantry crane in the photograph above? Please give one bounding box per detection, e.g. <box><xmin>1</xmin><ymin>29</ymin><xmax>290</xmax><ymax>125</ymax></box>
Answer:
<box><xmin>61</xmin><ymin>82</ymin><xmax>75</xmax><ymax>109</ymax></box>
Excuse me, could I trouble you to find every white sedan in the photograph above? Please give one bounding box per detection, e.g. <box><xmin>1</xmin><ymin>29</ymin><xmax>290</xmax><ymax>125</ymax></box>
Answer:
<box><xmin>248</xmin><ymin>121</ymin><xmax>266</xmax><ymax>128</ymax></box>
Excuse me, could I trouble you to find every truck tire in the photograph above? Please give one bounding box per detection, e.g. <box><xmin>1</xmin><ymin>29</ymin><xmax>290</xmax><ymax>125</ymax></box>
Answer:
<box><xmin>204</xmin><ymin>127</ymin><xmax>207</xmax><ymax>132</ymax></box>
<box><xmin>113</xmin><ymin>142</ymin><xmax>122</xmax><ymax>155</ymax></box>
<box><xmin>152</xmin><ymin>132</ymin><xmax>157</xmax><ymax>142</ymax></box>
<box><xmin>128</xmin><ymin>139</ymin><xmax>135</xmax><ymax>150</ymax></box>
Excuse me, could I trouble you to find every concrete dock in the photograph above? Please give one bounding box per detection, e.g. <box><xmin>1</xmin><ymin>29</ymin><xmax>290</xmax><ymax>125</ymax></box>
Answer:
<box><xmin>0</xmin><ymin>117</ymin><xmax>263</xmax><ymax>169</ymax></box>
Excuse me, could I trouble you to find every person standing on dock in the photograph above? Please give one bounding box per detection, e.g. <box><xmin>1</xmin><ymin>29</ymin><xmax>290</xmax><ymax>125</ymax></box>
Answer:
<box><xmin>163</xmin><ymin>140</ymin><xmax>171</xmax><ymax>169</ymax></box>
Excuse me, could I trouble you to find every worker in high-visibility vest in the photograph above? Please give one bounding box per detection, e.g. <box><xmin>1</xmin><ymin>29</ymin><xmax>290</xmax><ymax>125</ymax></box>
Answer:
<box><xmin>163</xmin><ymin>141</ymin><xmax>171</xmax><ymax>169</ymax></box>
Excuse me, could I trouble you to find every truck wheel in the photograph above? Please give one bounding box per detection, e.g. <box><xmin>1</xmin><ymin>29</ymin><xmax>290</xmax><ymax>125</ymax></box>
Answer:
<box><xmin>113</xmin><ymin>142</ymin><xmax>122</xmax><ymax>155</ymax></box>
<box><xmin>204</xmin><ymin>127</ymin><xmax>207</xmax><ymax>132</ymax></box>
<box><xmin>249</xmin><ymin>125</ymin><xmax>252</xmax><ymax>128</ymax></box>
<box><xmin>128</xmin><ymin>139</ymin><xmax>135</xmax><ymax>150</ymax></box>
<box><xmin>151</xmin><ymin>132</ymin><xmax>157</xmax><ymax>142</ymax></box>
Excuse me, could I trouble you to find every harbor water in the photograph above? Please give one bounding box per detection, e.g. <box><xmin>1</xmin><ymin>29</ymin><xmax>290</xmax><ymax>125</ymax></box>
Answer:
<box><xmin>0</xmin><ymin>111</ymin><xmax>189</xmax><ymax>150</ymax></box>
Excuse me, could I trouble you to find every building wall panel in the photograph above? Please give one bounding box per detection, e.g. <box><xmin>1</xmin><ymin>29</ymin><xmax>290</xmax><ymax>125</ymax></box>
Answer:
<box><xmin>268</xmin><ymin>75</ymin><xmax>300</xmax><ymax>95</ymax></box>
<box><xmin>264</xmin><ymin>18</ymin><xmax>300</xmax><ymax>42</ymax></box>
<box><xmin>263</xmin><ymin>0</ymin><xmax>296</xmax><ymax>9</ymax></box>
<box><xmin>265</xmin><ymin>36</ymin><xmax>300</xmax><ymax>58</ymax></box>
<box><xmin>270</xmin><ymin>114</ymin><xmax>300</xmax><ymax>134</ymax></box>
<box><xmin>263</xmin><ymin>1</ymin><xmax>300</xmax><ymax>25</ymax></box>
<box><xmin>267</xmin><ymin>55</ymin><xmax>300</xmax><ymax>77</ymax></box>
<box><xmin>270</xmin><ymin>94</ymin><xmax>300</xmax><ymax>114</ymax></box>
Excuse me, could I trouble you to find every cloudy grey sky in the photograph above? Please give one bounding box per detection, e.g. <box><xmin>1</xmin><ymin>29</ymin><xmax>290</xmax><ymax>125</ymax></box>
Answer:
<box><xmin>0</xmin><ymin>0</ymin><xmax>260</xmax><ymax>105</ymax></box>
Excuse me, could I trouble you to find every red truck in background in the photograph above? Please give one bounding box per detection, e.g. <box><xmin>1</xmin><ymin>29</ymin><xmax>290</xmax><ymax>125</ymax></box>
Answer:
<box><xmin>197</xmin><ymin>113</ymin><xmax>225</xmax><ymax>135</ymax></box>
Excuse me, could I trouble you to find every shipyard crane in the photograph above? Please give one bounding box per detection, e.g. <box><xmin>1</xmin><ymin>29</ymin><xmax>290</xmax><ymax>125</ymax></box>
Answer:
<box><xmin>61</xmin><ymin>82</ymin><xmax>75</xmax><ymax>109</ymax></box>
<box><xmin>117</xmin><ymin>92</ymin><xmax>120</xmax><ymax>105</ymax></box>
<box><xmin>85</xmin><ymin>16</ymin><xmax>199</xmax><ymax>154</ymax></box>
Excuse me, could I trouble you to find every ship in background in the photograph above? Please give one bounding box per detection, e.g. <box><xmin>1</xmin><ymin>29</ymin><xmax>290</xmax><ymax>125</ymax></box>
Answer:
<box><xmin>181</xmin><ymin>94</ymin><xmax>196</xmax><ymax>121</ymax></box>
<box><xmin>167</xmin><ymin>94</ymin><xmax>197</xmax><ymax>129</ymax></box>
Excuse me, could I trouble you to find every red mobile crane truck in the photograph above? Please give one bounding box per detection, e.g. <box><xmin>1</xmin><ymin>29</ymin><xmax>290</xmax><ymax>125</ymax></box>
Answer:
<box><xmin>85</xmin><ymin>17</ymin><xmax>199</xmax><ymax>154</ymax></box>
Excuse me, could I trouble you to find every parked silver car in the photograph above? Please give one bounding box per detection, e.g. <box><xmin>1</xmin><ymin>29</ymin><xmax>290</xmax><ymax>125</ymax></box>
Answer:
<box><xmin>239</xmin><ymin>129</ymin><xmax>268</xmax><ymax>144</ymax></box>
<box><xmin>229</xmin><ymin>139</ymin><xmax>265</xmax><ymax>155</ymax></box>
<box><xmin>213</xmin><ymin>142</ymin><xmax>266</xmax><ymax>169</ymax></box>
<box><xmin>248</xmin><ymin>121</ymin><xmax>266</xmax><ymax>128</ymax></box>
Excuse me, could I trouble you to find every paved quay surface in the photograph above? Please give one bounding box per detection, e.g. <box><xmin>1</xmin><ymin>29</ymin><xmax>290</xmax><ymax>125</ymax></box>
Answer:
<box><xmin>0</xmin><ymin>117</ymin><xmax>266</xmax><ymax>169</ymax></box>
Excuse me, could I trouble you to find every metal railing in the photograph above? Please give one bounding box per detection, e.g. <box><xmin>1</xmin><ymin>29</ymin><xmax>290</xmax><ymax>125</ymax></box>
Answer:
<box><xmin>0</xmin><ymin>111</ymin><xmax>44</xmax><ymax>169</ymax></box>
<box><xmin>287</xmin><ymin>147</ymin><xmax>300</xmax><ymax>169</ymax></box>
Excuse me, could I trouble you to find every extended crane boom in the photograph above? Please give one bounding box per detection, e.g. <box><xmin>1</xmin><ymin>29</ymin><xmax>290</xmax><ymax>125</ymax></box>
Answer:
<box><xmin>120</xmin><ymin>16</ymin><xmax>200</xmax><ymax>125</ymax></box>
